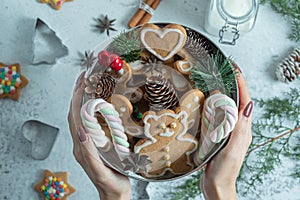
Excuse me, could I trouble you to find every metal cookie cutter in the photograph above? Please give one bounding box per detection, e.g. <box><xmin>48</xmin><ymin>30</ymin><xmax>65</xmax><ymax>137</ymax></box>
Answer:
<box><xmin>22</xmin><ymin>120</ymin><xmax>59</xmax><ymax>160</ymax></box>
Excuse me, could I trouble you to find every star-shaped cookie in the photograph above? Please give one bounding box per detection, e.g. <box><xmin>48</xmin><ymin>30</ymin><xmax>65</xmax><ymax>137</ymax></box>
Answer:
<box><xmin>0</xmin><ymin>63</ymin><xmax>28</xmax><ymax>101</ymax></box>
<box><xmin>40</xmin><ymin>0</ymin><xmax>73</xmax><ymax>10</ymax></box>
<box><xmin>34</xmin><ymin>169</ymin><xmax>76</xmax><ymax>200</ymax></box>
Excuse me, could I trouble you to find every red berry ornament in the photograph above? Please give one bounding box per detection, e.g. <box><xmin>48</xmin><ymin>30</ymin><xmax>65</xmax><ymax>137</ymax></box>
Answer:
<box><xmin>109</xmin><ymin>54</ymin><xmax>123</xmax><ymax>71</ymax></box>
<box><xmin>98</xmin><ymin>50</ymin><xmax>111</xmax><ymax>66</ymax></box>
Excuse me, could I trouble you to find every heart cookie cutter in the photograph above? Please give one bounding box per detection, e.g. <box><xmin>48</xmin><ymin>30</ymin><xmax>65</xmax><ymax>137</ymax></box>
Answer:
<box><xmin>22</xmin><ymin>120</ymin><xmax>59</xmax><ymax>160</ymax></box>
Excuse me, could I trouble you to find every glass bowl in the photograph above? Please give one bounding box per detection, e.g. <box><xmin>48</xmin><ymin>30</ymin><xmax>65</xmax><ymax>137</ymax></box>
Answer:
<box><xmin>78</xmin><ymin>23</ymin><xmax>238</xmax><ymax>181</ymax></box>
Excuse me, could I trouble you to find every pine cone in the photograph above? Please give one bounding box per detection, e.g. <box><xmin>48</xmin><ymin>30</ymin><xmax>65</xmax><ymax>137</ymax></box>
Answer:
<box><xmin>85</xmin><ymin>73</ymin><xmax>116</xmax><ymax>100</ymax></box>
<box><xmin>145</xmin><ymin>74</ymin><xmax>179</xmax><ymax>111</ymax></box>
<box><xmin>185</xmin><ymin>29</ymin><xmax>210</xmax><ymax>60</ymax></box>
<box><xmin>275</xmin><ymin>47</ymin><xmax>300</xmax><ymax>83</ymax></box>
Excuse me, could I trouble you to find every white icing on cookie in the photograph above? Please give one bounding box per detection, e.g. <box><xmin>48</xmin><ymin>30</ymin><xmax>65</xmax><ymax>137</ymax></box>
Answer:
<box><xmin>134</xmin><ymin>109</ymin><xmax>198</xmax><ymax>178</ymax></box>
<box><xmin>140</xmin><ymin>28</ymin><xmax>186</xmax><ymax>61</ymax></box>
<box><xmin>178</xmin><ymin>60</ymin><xmax>193</xmax><ymax>73</ymax></box>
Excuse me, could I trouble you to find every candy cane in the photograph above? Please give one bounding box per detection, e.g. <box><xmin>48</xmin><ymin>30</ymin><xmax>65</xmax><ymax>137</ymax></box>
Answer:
<box><xmin>81</xmin><ymin>99</ymin><xmax>130</xmax><ymax>154</ymax></box>
<box><xmin>194</xmin><ymin>93</ymin><xmax>238</xmax><ymax>163</ymax></box>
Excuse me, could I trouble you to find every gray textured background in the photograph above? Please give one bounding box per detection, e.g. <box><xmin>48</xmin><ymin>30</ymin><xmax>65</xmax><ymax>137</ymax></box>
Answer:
<box><xmin>0</xmin><ymin>0</ymin><xmax>299</xmax><ymax>199</ymax></box>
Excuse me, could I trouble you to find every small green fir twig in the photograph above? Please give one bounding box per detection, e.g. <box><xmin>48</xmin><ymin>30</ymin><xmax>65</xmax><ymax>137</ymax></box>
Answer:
<box><xmin>290</xmin><ymin>20</ymin><xmax>300</xmax><ymax>42</ymax></box>
<box><xmin>260</xmin><ymin>0</ymin><xmax>300</xmax><ymax>42</ymax></box>
<box><xmin>170</xmin><ymin>172</ymin><xmax>203</xmax><ymax>200</ymax></box>
<box><xmin>111</xmin><ymin>30</ymin><xmax>142</xmax><ymax>63</ymax></box>
<box><xmin>190</xmin><ymin>53</ymin><xmax>237</xmax><ymax>96</ymax></box>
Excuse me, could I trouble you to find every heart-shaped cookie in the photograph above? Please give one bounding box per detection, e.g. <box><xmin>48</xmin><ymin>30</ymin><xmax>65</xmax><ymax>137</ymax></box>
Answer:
<box><xmin>140</xmin><ymin>24</ymin><xmax>187</xmax><ymax>61</ymax></box>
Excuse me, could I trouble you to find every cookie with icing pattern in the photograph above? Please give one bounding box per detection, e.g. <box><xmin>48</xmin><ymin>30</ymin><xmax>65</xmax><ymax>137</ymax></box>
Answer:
<box><xmin>0</xmin><ymin>63</ymin><xmax>28</xmax><ymax>101</ymax></box>
<box><xmin>134</xmin><ymin>107</ymin><xmax>198</xmax><ymax>178</ymax></box>
<box><xmin>139</xmin><ymin>23</ymin><xmax>187</xmax><ymax>62</ymax></box>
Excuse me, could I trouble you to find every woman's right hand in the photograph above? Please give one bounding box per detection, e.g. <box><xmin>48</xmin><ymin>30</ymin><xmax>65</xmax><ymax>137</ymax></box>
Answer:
<box><xmin>200</xmin><ymin>68</ymin><xmax>253</xmax><ymax>200</ymax></box>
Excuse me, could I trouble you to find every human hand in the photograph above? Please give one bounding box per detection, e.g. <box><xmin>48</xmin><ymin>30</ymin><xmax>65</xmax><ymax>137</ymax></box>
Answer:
<box><xmin>200</xmin><ymin>68</ymin><xmax>253</xmax><ymax>200</ymax></box>
<box><xmin>68</xmin><ymin>72</ymin><xmax>131</xmax><ymax>200</ymax></box>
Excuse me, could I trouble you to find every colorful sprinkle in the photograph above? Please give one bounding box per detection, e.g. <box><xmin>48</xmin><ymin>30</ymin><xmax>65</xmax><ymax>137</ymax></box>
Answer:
<box><xmin>41</xmin><ymin>176</ymin><xmax>68</xmax><ymax>200</ymax></box>
<box><xmin>0</xmin><ymin>65</ymin><xmax>22</xmax><ymax>95</ymax></box>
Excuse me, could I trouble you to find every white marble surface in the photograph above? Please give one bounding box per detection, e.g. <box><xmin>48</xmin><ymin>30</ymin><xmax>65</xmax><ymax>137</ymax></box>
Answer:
<box><xmin>0</xmin><ymin>0</ymin><xmax>299</xmax><ymax>199</ymax></box>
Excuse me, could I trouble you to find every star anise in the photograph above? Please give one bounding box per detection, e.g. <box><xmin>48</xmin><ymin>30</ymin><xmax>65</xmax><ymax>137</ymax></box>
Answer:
<box><xmin>95</xmin><ymin>15</ymin><xmax>117</xmax><ymax>36</ymax></box>
<box><xmin>122</xmin><ymin>153</ymin><xmax>152</xmax><ymax>173</ymax></box>
<box><xmin>80</xmin><ymin>51</ymin><xmax>97</xmax><ymax>69</ymax></box>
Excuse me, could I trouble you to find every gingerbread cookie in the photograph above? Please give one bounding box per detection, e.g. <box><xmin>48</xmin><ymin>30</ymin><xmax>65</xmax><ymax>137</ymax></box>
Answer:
<box><xmin>40</xmin><ymin>0</ymin><xmax>72</xmax><ymax>10</ymax></box>
<box><xmin>174</xmin><ymin>60</ymin><xmax>195</xmax><ymax>75</ymax></box>
<box><xmin>139</xmin><ymin>23</ymin><xmax>187</xmax><ymax>61</ymax></box>
<box><xmin>0</xmin><ymin>63</ymin><xmax>28</xmax><ymax>100</ymax></box>
<box><xmin>179</xmin><ymin>89</ymin><xmax>205</xmax><ymax>133</ymax></box>
<box><xmin>34</xmin><ymin>169</ymin><xmax>75</xmax><ymax>200</ymax></box>
<box><xmin>134</xmin><ymin>107</ymin><xmax>198</xmax><ymax>178</ymax></box>
<box><xmin>110</xmin><ymin>94</ymin><xmax>144</xmax><ymax>137</ymax></box>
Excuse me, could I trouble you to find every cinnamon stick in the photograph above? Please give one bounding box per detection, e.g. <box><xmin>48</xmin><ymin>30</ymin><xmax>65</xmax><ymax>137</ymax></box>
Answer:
<box><xmin>137</xmin><ymin>0</ymin><xmax>161</xmax><ymax>26</ymax></box>
<box><xmin>128</xmin><ymin>0</ymin><xmax>155</xmax><ymax>28</ymax></box>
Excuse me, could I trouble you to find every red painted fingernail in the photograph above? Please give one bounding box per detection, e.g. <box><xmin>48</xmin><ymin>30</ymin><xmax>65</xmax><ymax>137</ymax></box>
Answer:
<box><xmin>77</xmin><ymin>126</ymin><xmax>87</xmax><ymax>142</ymax></box>
<box><xmin>243</xmin><ymin>101</ymin><xmax>253</xmax><ymax>118</ymax></box>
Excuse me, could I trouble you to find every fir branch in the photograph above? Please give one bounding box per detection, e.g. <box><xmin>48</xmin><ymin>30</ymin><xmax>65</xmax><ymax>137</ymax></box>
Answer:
<box><xmin>290</xmin><ymin>20</ymin><xmax>300</xmax><ymax>42</ymax></box>
<box><xmin>247</xmin><ymin>125</ymin><xmax>300</xmax><ymax>155</ymax></box>
<box><xmin>111</xmin><ymin>30</ymin><xmax>142</xmax><ymax>63</ymax></box>
<box><xmin>260</xmin><ymin>0</ymin><xmax>300</xmax><ymax>42</ymax></box>
<box><xmin>190</xmin><ymin>53</ymin><xmax>237</xmax><ymax>96</ymax></box>
<box><xmin>238</xmin><ymin>87</ymin><xmax>300</xmax><ymax>196</ymax></box>
<box><xmin>170</xmin><ymin>172</ymin><xmax>203</xmax><ymax>200</ymax></box>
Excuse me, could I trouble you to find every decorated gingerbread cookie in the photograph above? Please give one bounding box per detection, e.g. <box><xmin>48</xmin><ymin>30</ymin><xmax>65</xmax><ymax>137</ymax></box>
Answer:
<box><xmin>34</xmin><ymin>169</ymin><xmax>75</xmax><ymax>200</ymax></box>
<box><xmin>139</xmin><ymin>23</ymin><xmax>187</xmax><ymax>62</ymax></box>
<box><xmin>134</xmin><ymin>107</ymin><xmax>198</xmax><ymax>178</ymax></box>
<box><xmin>40</xmin><ymin>0</ymin><xmax>72</xmax><ymax>10</ymax></box>
<box><xmin>0</xmin><ymin>63</ymin><xmax>28</xmax><ymax>100</ymax></box>
<box><xmin>179</xmin><ymin>89</ymin><xmax>205</xmax><ymax>133</ymax></box>
<box><xmin>110</xmin><ymin>94</ymin><xmax>144</xmax><ymax>137</ymax></box>
<box><xmin>174</xmin><ymin>60</ymin><xmax>195</xmax><ymax>75</ymax></box>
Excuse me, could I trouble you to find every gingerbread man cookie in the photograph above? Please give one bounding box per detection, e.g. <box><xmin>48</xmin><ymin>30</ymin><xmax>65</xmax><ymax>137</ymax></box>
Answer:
<box><xmin>0</xmin><ymin>63</ymin><xmax>28</xmax><ymax>100</ymax></box>
<box><xmin>40</xmin><ymin>0</ymin><xmax>72</xmax><ymax>10</ymax></box>
<box><xmin>134</xmin><ymin>107</ymin><xmax>198</xmax><ymax>178</ymax></box>
<box><xmin>139</xmin><ymin>23</ymin><xmax>187</xmax><ymax>62</ymax></box>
